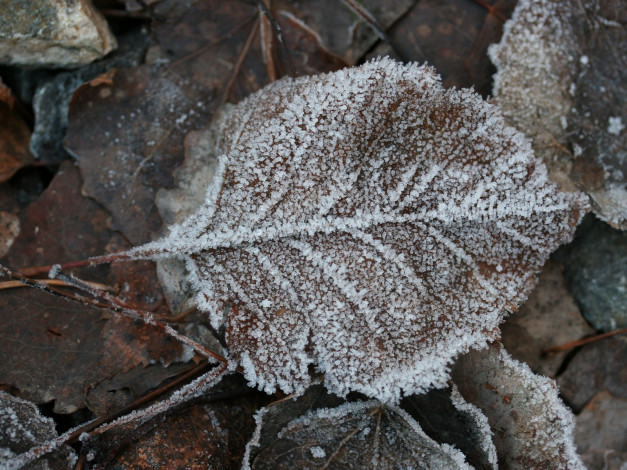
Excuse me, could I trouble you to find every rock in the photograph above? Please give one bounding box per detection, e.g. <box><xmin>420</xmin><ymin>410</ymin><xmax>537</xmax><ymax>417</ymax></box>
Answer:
<box><xmin>558</xmin><ymin>214</ymin><xmax>627</xmax><ymax>331</ymax></box>
<box><xmin>0</xmin><ymin>0</ymin><xmax>117</xmax><ymax>68</ymax></box>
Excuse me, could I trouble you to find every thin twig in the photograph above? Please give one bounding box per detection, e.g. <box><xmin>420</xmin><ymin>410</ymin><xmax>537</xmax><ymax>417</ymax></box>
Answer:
<box><xmin>222</xmin><ymin>19</ymin><xmax>260</xmax><ymax>105</ymax></box>
<box><xmin>543</xmin><ymin>328</ymin><xmax>627</xmax><ymax>353</ymax></box>
<box><xmin>0</xmin><ymin>278</ymin><xmax>111</xmax><ymax>291</ymax></box>
<box><xmin>0</xmin><ymin>265</ymin><xmax>232</xmax><ymax>366</ymax></box>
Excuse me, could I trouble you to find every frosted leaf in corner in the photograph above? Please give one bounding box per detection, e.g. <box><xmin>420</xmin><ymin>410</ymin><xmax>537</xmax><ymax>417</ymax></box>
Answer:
<box><xmin>129</xmin><ymin>58</ymin><xmax>587</xmax><ymax>403</ymax></box>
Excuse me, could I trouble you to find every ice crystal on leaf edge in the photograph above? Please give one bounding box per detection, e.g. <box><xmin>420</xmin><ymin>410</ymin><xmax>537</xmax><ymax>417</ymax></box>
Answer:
<box><xmin>118</xmin><ymin>57</ymin><xmax>587</xmax><ymax>404</ymax></box>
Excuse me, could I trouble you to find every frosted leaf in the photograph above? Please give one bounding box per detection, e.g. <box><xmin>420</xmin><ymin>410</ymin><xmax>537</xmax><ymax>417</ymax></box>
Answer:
<box><xmin>401</xmin><ymin>386</ymin><xmax>498</xmax><ymax>469</ymax></box>
<box><xmin>490</xmin><ymin>0</ymin><xmax>626</xmax><ymax>228</ymax></box>
<box><xmin>129</xmin><ymin>57</ymin><xmax>587</xmax><ymax>403</ymax></box>
<box><xmin>0</xmin><ymin>392</ymin><xmax>76</xmax><ymax>470</ymax></box>
<box><xmin>244</xmin><ymin>397</ymin><xmax>472</xmax><ymax>470</ymax></box>
<box><xmin>452</xmin><ymin>344</ymin><xmax>585</xmax><ymax>470</ymax></box>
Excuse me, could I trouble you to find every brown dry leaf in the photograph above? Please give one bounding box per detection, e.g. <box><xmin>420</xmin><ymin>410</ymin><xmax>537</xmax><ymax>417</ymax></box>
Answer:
<box><xmin>270</xmin><ymin>0</ymin><xmax>414</xmax><ymax>65</ymax></box>
<box><xmin>0</xmin><ymin>163</ymin><xmax>185</xmax><ymax>414</ymax></box>
<box><xmin>387</xmin><ymin>0</ymin><xmax>516</xmax><ymax>95</ymax></box>
<box><xmin>490</xmin><ymin>0</ymin><xmax>627</xmax><ymax>228</ymax></box>
<box><xmin>452</xmin><ymin>344</ymin><xmax>584</xmax><ymax>469</ymax></box>
<box><xmin>0</xmin><ymin>392</ymin><xmax>77</xmax><ymax>469</ymax></box>
<box><xmin>85</xmin><ymin>374</ymin><xmax>264</xmax><ymax>469</ymax></box>
<box><xmin>500</xmin><ymin>259</ymin><xmax>595</xmax><ymax>377</ymax></box>
<box><xmin>557</xmin><ymin>336</ymin><xmax>627</xmax><ymax>412</ymax></box>
<box><xmin>246</xmin><ymin>397</ymin><xmax>472</xmax><ymax>469</ymax></box>
<box><xmin>574</xmin><ymin>391</ymin><xmax>627</xmax><ymax>470</ymax></box>
<box><xmin>401</xmin><ymin>387</ymin><xmax>498</xmax><ymax>470</ymax></box>
<box><xmin>66</xmin><ymin>3</ymin><xmax>349</xmax><ymax>247</ymax></box>
<box><xmin>127</xmin><ymin>58</ymin><xmax>586</xmax><ymax>403</ymax></box>
<box><xmin>0</xmin><ymin>82</ymin><xmax>33</xmax><ymax>183</ymax></box>
<box><xmin>243</xmin><ymin>383</ymin><xmax>345</xmax><ymax>465</ymax></box>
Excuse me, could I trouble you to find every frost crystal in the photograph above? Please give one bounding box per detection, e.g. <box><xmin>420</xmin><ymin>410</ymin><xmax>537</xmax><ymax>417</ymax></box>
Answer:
<box><xmin>130</xmin><ymin>58</ymin><xmax>587</xmax><ymax>403</ymax></box>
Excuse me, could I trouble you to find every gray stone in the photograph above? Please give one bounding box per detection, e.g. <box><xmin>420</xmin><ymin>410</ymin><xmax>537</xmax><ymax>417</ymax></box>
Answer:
<box><xmin>558</xmin><ymin>215</ymin><xmax>627</xmax><ymax>331</ymax></box>
<box><xmin>0</xmin><ymin>0</ymin><xmax>117</xmax><ymax>68</ymax></box>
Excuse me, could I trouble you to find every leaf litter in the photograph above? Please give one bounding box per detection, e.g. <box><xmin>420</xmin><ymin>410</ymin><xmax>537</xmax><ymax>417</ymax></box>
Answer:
<box><xmin>0</xmin><ymin>2</ymin><xmax>602</xmax><ymax>465</ymax></box>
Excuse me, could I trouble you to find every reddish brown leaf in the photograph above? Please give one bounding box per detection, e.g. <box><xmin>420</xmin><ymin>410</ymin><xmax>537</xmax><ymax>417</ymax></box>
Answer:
<box><xmin>388</xmin><ymin>0</ymin><xmax>515</xmax><ymax>95</ymax></box>
<box><xmin>85</xmin><ymin>375</ymin><xmax>265</xmax><ymax>469</ymax></box>
<box><xmin>1</xmin><ymin>163</ymin><xmax>185</xmax><ymax>414</ymax></box>
<box><xmin>0</xmin><ymin>83</ymin><xmax>33</xmax><ymax>184</ymax></box>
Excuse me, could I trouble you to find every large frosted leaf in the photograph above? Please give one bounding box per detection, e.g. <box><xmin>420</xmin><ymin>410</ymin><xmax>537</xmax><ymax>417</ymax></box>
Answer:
<box><xmin>244</xmin><ymin>399</ymin><xmax>472</xmax><ymax>469</ymax></box>
<box><xmin>129</xmin><ymin>58</ymin><xmax>587</xmax><ymax>402</ymax></box>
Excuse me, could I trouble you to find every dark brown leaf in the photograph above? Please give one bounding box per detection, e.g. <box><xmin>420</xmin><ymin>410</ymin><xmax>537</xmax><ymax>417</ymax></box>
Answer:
<box><xmin>86</xmin><ymin>374</ymin><xmax>264</xmax><ymax>470</ymax></box>
<box><xmin>0</xmin><ymin>163</ymin><xmax>185</xmax><ymax>414</ymax></box>
<box><xmin>247</xmin><ymin>398</ymin><xmax>471</xmax><ymax>469</ymax></box>
<box><xmin>557</xmin><ymin>336</ymin><xmax>627</xmax><ymax>412</ymax></box>
<box><xmin>0</xmin><ymin>392</ymin><xmax>76</xmax><ymax>469</ymax></box>
<box><xmin>388</xmin><ymin>0</ymin><xmax>516</xmax><ymax>95</ymax></box>
<box><xmin>401</xmin><ymin>387</ymin><xmax>498</xmax><ymax>470</ymax></box>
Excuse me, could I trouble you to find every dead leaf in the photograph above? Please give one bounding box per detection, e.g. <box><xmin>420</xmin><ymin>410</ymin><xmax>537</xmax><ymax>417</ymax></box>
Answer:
<box><xmin>246</xmin><ymin>397</ymin><xmax>472</xmax><ymax>469</ymax></box>
<box><xmin>83</xmin><ymin>374</ymin><xmax>263</xmax><ymax>469</ymax></box>
<box><xmin>0</xmin><ymin>163</ymin><xmax>185</xmax><ymax>414</ymax></box>
<box><xmin>557</xmin><ymin>336</ymin><xmax>627</xmax><ymax>412</ymax></box>
<box><xmin>452</xmin><ymin>344</ymin><xmax>584</xmax><ymax>469</ymax></box>
<box><xmin>244</xmin><ymin>383</ymin><xmax>345</xmax><ymax>465</ymax></box>
<box><xmin>490</xmin><ymin>0</ymin><xmax>627</xmax><ymax>228</ymax></box>
<box><xmin>388</xmin><ymin>0</ymin><xmax>516</xmax><ymax>95</ymax></box>
<box><xmin>0</xmin><ymin>84</ymin><xmax>34</xmax><ymax>183</ymax></box>
<box><xmin>126</xmin><ymin>58</ymin><xmax>586</xmax><ymax>402</ymax></box>
<box><xmin>401</xmin><ymin>386</ymin><xmax>498</xmax><ymax>470</ymax></box>
<box><xmin>500</xmin><ymin>260</ymin><xmax>595</xmax><ymax>377</ymax></box>
<box><xmin>574</xmin><ymin>391</ymin><xmax>627</xmax><ymax>470</ymax></box>
<box><xmin>271</xmin><ymin>0</ymin><xmax>414</xmax><ymax>65</ymax></box>
<box><xmin>0</xmin><ymin>392</ymin><xmax>76</xmax><ymax>469</ymax></box>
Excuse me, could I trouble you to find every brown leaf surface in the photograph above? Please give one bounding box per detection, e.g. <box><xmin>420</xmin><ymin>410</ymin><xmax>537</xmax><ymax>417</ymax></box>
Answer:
<box><xmin>388</xmin><ymin>0</ymin><xmax>517</xmax><ymax>95</ymax></box>
<box><xmin>86</xmin><ymin>374</ymin><xmax>265</xmax><ymax>470</ymax></box>
<box><xmin>0</xmin><ymin>163</ymin><xmax>185</xmax><ymax>414</ymax></box>
<box><xmin>132</xmin><ymin>58</ymin><xmax>586</xmax><ymax>403</ymax></box>
<box><xmin>500</xmin><ymin>260</ymin><xmax>595</xmax><ymax>377</ymax></box>
<box><xmin>0</xmin><ymin>82</ymin><xmax>34</xmax><ymax>183</ymax></box>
